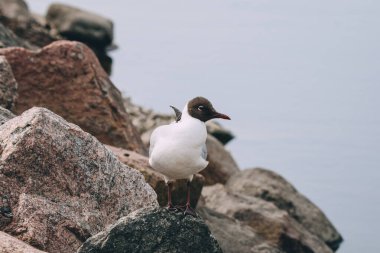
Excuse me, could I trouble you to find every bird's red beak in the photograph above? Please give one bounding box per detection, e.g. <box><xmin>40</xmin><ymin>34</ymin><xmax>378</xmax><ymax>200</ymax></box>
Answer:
<box><xmin>214</xmin><ymin>112</ymin><xmax>231</xmax><ymax>120</ymax></box>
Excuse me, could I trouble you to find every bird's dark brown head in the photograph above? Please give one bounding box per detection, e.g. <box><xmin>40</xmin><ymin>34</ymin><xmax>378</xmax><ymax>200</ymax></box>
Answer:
<box><xmin>187</xmin><ymin>97</ymin><xmax>231</xmax><ymax>122</ymax></box>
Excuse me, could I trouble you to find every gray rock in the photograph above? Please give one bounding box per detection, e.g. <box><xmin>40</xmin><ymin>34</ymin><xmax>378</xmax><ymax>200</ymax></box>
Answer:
<box><xmin>198</xmin><ymin>207</ymin><xmax>285</xmax><ymax>253</ymax></box>
<box><xmin>77</xmin><ymin>208</ymin><xmax>222</xmax><ymax>253</ymax></box>
<box><xmin>0</xmin><ymin>56</ymin><xmax>17</xmax><ymax>110</ymax></box>
<box><xmin>201</xmin><ymin>135</ymin><xmax>240</xmax><ymax>185</ymax></box>
<box><xmin>202</xmin><ymin>184</ymin><xmax>333</xmax><ymax>253</ymax></box>
<box><xmin>206</xmin><ymin>121</ymin><xmax>234</xmax><ymax>145</ymax></box>
<box><xmin>46</xmin><ymin>3</ymin><xmax>113</xmax><ymax>48</ymax></box>
<box><xmin>0</xmin><ymin>23</ymin><xmax>34</xmax><ymax>48</ymax></box>
<box><xmin>0</xmin><ymin>231</ymin><xmax>47</xmax><ymax>253</ymax></box>
<box><xmin>0</xmin><ymin>107</ymin><xmax>158</xmax><ymax>253</ymax></box>
<box><xmin>0</xmin><ymin>21</ymin><xmax>36</xmax><ymax>49</ymax></box>
<box><xmin>0</xmin><ymin>106</ymin><xmax>14</xmax><ymax>126</ymax></box>
<box><xmin>226</xmin><ymin>168</ymin><xmax>343</xmax><ymax>251</ymax></box>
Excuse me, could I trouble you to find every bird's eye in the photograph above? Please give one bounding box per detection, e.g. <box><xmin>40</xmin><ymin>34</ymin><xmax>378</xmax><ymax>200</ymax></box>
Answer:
<box><xmin>197</xmin><ymin>105</ymin><xmax>205</xmax><ymax>111</ymax></box>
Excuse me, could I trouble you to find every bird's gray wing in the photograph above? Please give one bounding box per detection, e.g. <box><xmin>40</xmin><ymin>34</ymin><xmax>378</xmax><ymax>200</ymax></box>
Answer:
<box><xmin>201</xmin><ymin>143</ymin><xmax>208</xmax><ymax>160</ymax></box>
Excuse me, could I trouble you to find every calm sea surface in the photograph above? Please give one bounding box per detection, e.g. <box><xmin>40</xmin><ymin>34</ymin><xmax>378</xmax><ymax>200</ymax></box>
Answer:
<box><xmin>30</xmin><ymin>1</ymin><xmax>380</xmax><ymax>252</ymax></box>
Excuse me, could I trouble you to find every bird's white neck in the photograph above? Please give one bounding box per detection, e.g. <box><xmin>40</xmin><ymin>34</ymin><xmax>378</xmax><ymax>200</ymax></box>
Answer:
<box><xmin>181</xmin><ymin>103</ymin><xmax>192</xmax><ymax>121</ymax></box>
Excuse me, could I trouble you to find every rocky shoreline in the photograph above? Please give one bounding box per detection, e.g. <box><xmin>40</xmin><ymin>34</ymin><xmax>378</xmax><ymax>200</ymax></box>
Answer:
<box><xmin>0</xmin><ymin>1</ymin><xmax>343</xmax><ymax>252</ymax></box>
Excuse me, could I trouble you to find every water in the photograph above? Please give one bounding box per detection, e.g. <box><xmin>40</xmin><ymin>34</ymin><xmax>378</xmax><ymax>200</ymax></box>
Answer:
<box><xmin>29</xmin><ymin>1</ymin><xmax>380</xmax><ymax>252</ymax></box>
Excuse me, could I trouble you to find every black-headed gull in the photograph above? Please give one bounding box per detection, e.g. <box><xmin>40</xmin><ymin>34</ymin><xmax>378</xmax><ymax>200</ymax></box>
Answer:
<box><xmin>149</xmin><ymin>97</ymin><xmax>230</xmax><ymax>215</ymax></box>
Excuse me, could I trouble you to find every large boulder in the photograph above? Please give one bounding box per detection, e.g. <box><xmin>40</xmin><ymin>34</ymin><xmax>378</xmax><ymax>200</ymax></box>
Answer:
<box><xmin>201</xmin><ymin>135</ymin><xmax>239</xmax><ymax>185</ymax></box>
<box><xmin>0</xmin><ymin>56</ymin><xmax>17</xmax><ymax>110</ymax></box>
<box><xmin>226</xmin><ymin>168</ymin><xmax>343</xmax><ymax>251</ymax></box>
<box><xmin>202</xmin><ymin>184</ymin><xmax>333</xmax><ymax>253</ymax></box>
<box><xmin>77</xmin><ymin>208</ymin><xmax>222</xmax><ymax>253</ymax></box>
<box><xmin>107</xmin><ymin>145</ymin><xmax>204</xmax><ymax>207</ymax></box>
<box><xmin>198</xmin><ymin>207</ymin><xmax>284</xmax><ymax>253</ymax></box>
<box><xmin>0</xmin><ymin>41</ymin><xmax>146</xmax><ymax>154</ymax></box>
<box><xmin>0</xmin><ymin>231</ymin><xmax>47</xmax><ymax>253</ymax></box>
<box><xmin>0</xmin><ymin>107</ymin><xmax>158</xmax><ymax>252</ymax></box>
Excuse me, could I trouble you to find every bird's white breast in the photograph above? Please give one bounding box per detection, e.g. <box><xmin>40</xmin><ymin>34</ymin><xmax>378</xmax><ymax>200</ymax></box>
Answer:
<box><xmin>149</xmin><ymin>116</ymin><xmax>208</xmax><ymax>181</ymax></box>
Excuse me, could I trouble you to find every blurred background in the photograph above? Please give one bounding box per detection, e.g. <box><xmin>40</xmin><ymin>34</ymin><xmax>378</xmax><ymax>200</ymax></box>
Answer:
<box><xmin>28</xmin><ymin>1</ymin><xmax>380</xmax><ymax>252</ymax></box>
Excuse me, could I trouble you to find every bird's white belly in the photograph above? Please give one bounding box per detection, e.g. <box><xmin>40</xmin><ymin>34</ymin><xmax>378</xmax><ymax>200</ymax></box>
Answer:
<box><xmin>150</xmin><ymin>140</ymin><xmax>208</xmax><ymax>180</ymax></box>
<box><xmin>149</xmin><ymin>114</ymin><xmax>209</xmax><ymax>180</ymax></box>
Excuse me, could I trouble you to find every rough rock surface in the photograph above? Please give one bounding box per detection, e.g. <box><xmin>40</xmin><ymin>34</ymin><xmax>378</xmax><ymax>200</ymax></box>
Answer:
<box><xmin>46</xmin><ymin>3</ymin><xmax>113</xmax><ymax>49</ymax></box>
<box><xmin>202</xmin><ymin>184</ymin><xmax>333</xmax><ymax>253</ymax></box>
<box><xmin>226</xmin><ymin>168</ymin><xmax>343</xmax><ymax>251</ymax></box>
<box><xmin>201</xmin><ymin>135</ymin><xmax>239</xmax><ymax>185</ymax></box>
<box><xmin>0</xmin><ymin>231</ymin><xmax>47</xmax><ymax>253</ymax></box>
<box><xmin>0</xmin><ymin>41</ymin><xmax>146</xmax><ymax>154</ymax></box>
<box><xmin>0</xmin><ymin>107</ymin><xmax>158</xmax><ymax>253</ymax></box>
<box><xmin>0</xmin><ymin>56</ymin><xmax>17</xmax><ymax>110</ymax></box>
<box><xmin>107</xmin><ymin>145</ymin><xmax>204</xmax><ymax>207</ymax></box>
<box><xmin>77</xmin><ymin>208</ymin><xmax>222</xmax><ymax>253</ymax></box>
<box><xmin>0</xmin><ymin>106</ymin><xmax>14</xmax><ymax>126</ymax></box>
<box><xmin>198</xmin><ymin>207</ymin><xmax>284</xmax><ymax>253</ymax></box>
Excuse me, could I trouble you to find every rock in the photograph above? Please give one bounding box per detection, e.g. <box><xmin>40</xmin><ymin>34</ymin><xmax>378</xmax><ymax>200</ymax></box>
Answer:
<box><xmin>0</xmin><ymin>231</ymin><xmax>47</xmax><ymax>253</ymax></box>
<box><xmin>198</xmin><ymin>207</ymin><xmax>284</xmax><ymax>253</ymax></box>
<box><xmin>107</xmin><ymin>145</ymin><xmax>204</xmax><ymax>207</ymax></box>
<box><xmin>0</xmin><ymin>41</ymin><xmax>146</xmax><ymax>154</ymax></box>
<box><xmin>226</xmin><ymin>168</ymin><xmax>343</xmax><ymax>251</ymax></box>
<box><xmin>0</xmin><ymin>106</ymin><xmax>14</xmax><ymax>126</ymax></box>
<box><xmin>46</xmin><ymin>3</ymin><xmax>113</xmax><ymax>49</ymax></box>
<box><xmin>77</xmin><ymin>208</ymin><xmax>222</xmax><ymax>253</ymax></box>
<box><xmin>201</xmin><ymin>135</ymin><xmax>239</xmax><ymax>185</ymax></box>
<box><xmin>206</xmin><ymin>121</ymin><xmax>234</xmax><ymax>145</ymax></box>
<box><xmin>0</xmin><ymin>107</ymin><xmax>158</xmax><ymax>252</ymax></box>
<box><xmin>0</xmin><ymin>56</ymin><xmax>17</xmax><ymax>110</ymax></box>
<box><xmin>0</xmin><ymin>0</ymin><xmax>58</xmax><ymax>47</ymax></box>
<box><xmin>202</xmin><ymin>184</ymin><xmax>333</xmax><ymax>253</ymax></box>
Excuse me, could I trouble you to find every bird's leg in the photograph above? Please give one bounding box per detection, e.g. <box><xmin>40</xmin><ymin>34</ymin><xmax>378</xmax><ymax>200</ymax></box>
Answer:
<box><xmin>183</xmin><ymin>180</ymin><xmax>196</xmax><ymax>216</ymax></box>
<box><xmin>166</xmin><ymin>182</ymin><xmax>176</xmax><ymax>211</ymax></box>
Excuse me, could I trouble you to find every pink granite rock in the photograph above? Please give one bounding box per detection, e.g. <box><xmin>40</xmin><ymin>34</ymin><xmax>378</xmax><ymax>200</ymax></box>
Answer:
<box><xmin>0</xmin><ymin>107</ymin><xmax>158</xmax><ymax>252</ymax></box>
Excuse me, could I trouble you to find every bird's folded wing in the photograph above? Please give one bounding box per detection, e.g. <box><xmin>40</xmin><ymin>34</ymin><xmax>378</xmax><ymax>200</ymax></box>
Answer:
<box><xmin>201</xmin><ymin>143</ymin><xmax>207</xmax><ymax>160</ymax></box>
<box><xmin>149</xmin><ymin>127</ymin><xmax>160</xmax><ymax>157</ymax></box>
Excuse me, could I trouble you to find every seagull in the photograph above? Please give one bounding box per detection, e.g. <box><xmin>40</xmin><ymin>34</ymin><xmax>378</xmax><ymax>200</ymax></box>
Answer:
<box><xmin>149</xmin><ymin>97</ymin><xmax>230</xmax><ymax>215</ymax></box>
